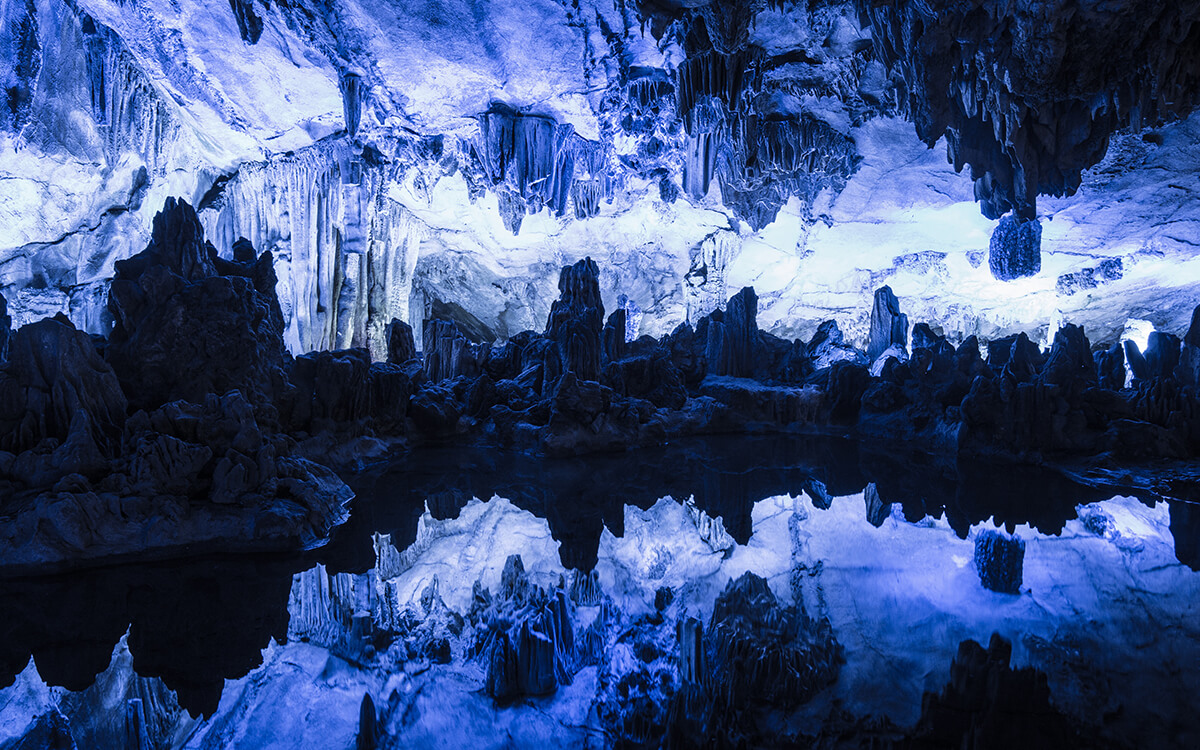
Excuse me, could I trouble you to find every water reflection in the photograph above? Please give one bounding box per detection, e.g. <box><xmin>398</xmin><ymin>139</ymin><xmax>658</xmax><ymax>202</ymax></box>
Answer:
<box><xmin>0</xmin><ymin>556</ymin><xmax>302</xmax><ymax>716</ymax></box>
<box><xmin>337</xmin><ymin>435</ymin><xmax>1152</xmax><ymax>571</ymax></box>
<box><xmin>0</xmin><ymin>434</ymin><xmax>1195</xmax><ymax>719</ymax></box>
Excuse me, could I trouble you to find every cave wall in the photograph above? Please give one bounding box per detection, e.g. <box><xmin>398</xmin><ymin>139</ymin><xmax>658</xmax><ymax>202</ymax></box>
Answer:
<box><xmin>2</xmin><ymin>0</ymin><xmax>1200</xmax><ymax>357</ymax></box>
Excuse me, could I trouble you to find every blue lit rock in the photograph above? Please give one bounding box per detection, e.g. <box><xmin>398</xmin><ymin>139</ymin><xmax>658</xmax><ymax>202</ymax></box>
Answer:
<box><xmin>867</xmin><ymin>286</ymin><xmax>908</xmax><ymax>361</ymax></box>
<box><xmin>476</xmin><ymin>555</ymin><xmax>575</xmax><ymax>700</ymax></box>
<box><xmin>988</xmin><ymin>214</ymin><xmax>1043</xmax><ymax>281</ymax></box>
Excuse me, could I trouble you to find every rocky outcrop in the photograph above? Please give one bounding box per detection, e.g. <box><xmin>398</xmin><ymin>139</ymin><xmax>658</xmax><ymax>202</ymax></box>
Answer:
<box><xmin>106</xmin><ymin>198</ymin><xmax>289</xmax><ymax>412</ymax></box>
<box><xmin>0</xmin><ymin>200</ymin><xmax>355</xmax><ymax>574</ymax></box>
<box><xmin>544</xmin><ymin>258</ymin><xmax>604</xmax><ymax>384</ymax></box>
<box><xmin>286</xmin><ymin>349</ymin><xmax>410</xmax><ymax>436</ymax></box>
<box><xmin>867</xmin><ymin>285</ymin><xmax>908</xmax><ymax>361</ymax></box>
<box><xmin>1179</xmin><ymin>307</ymin><xmax>1200</xmax><ymax>387</ymax></box>
<box><xmin>697</xmin><ymin>287</ymin><xmax>759</xmax><ymax>379</ymax></box>
<box><xmin>474</xmin><ymin>555</ymin><xmax>575</xmax><ymax>700</ymax></box>
<box><xmin>0</xmin><ymin>381</ymin><xmax>353</xmax><ymax>573</ymax></box>
<box><xmin>385</xmin><ymin>319</ymin><xmax>416</xmax><ymax>365</ymax></box>
<box><xmin>422</xmin><ymin>318</ymin><xmax>482</xmax><ymax>383</ymax></box>
<box><xmin>0</xmin><ymin>317</ymin><xmax>126</xmax><ymax>463</ymax></box>
<box><xmin>664</xmin><ymin>572</ymin><xmax>842</xmax><ymax>747</ymax></box>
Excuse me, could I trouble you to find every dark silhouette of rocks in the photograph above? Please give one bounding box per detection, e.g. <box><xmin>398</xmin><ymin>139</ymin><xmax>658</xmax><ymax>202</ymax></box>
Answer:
<box><xmin>910</xmin><ymin>634</ymin><xmax>1083</xmax><ymax>749</ymax></box>
<box><xmin>0</xmin><ymin>200</ymin><xmax>352</xmax><ymax>574</ymax></box>
<box><xmin>6</xmin><ymin>196</ymin><xmax>1200</xmax><ymax>575</ymax></box>
<box><xmin>974</xmin><ymin>531</ymin><xmax>1025</xmax><ymax>594</ymax></box>
<box><xmin>106</xmin><ymin>197</ymin><xmax>289</xmax><ymax>412</ymax></box>
<box><xmin>385</xmin><ymin>319</ymin><xmax>416</xmax><ymax>365</ymax></box>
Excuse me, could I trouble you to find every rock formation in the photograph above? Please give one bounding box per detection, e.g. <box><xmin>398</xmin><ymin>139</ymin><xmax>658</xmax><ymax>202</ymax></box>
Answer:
<box><xmin>545</xmin><ymin>258</ymin><xmax>605</xmax><ymax>385</ymax></box>
<box><xmin>868</xmin><ymin>285</ymin><xmax>909</xmax><ymax>361</ymax></box>
<box><xmin>974</xmin><ymin>530</ymin><xmax>1025</xmax><ymax>594</ymax></box>
<box><xmin>106</xmin><ymin>198</ymin><xmax>289</xmax><ymax>412</ymax></box>
<box><xmin>0</xmin><ymin>201</ymin><xmax>355</xmax><ymax>573</ymax></box>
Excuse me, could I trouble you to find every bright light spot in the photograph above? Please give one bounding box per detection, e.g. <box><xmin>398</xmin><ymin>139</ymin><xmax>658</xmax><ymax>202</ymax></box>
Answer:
<box><xmin>1122</xmin><ymin>318</ymin><xmax>1155</xmax><ymax>354</ymax></box>
<box><xmin>1122</xmin><ymin>318</ymin><xmax>1156</xmax><ymax>387</ymax></box>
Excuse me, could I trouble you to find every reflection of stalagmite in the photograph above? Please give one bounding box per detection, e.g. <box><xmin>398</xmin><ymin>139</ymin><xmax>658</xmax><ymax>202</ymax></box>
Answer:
<box><xmin>684</xmin><ymin>496</ymin><xmax>734</xmax><ymax>553</ymax></box>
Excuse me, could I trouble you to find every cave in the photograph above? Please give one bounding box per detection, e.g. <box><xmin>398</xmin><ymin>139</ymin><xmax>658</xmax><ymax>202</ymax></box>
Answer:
<box><xmin>2</xmin><ymin>1</ymin><xmax>1199</xmax><ymax>748</ymax></box>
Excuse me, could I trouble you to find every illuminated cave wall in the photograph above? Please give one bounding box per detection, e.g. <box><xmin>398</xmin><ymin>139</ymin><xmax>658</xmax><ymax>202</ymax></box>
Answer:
<box><xmin>3</xmin><ymin>0</ymin><xmax>1200</xmax><ymax>357</ymax></box>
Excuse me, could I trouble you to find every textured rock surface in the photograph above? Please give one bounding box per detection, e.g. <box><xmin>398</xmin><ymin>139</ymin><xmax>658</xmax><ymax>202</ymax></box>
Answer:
<box><xmin>4</xmin><ymin>0</ymin><xmax>1199</xmax><ymax>363</ymax></box>
<box><xmin>545</xmin><ymin>258</ymin><xmax>605</xmax><ymax>385</ymax></box>
<box><xmin>0</xmin><ymin>201</ymin><xmax>354</xmax><ymax>573</ymax></box>
<box><xmin>989</xmin><ymin>214</ymin><xmax>1043</xmax><ymax>281</ymax></box>
<box><xmin>0</xmin><ymin>316</ymin><xmax>126</xmax><ymax>458</ymax></box>
<box><xmin>867</xmin><ymin>285</ymin><xmax>908</xmax><ymax>361</ymax></box>
<box><xmin>974</xmin><ymin>531</ymin><xmax>1025</xmax><ymax>594</ymax></box>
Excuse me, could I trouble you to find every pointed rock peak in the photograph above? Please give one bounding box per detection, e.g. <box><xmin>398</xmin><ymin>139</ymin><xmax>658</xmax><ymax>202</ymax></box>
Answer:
<box><xmin>118</xmin><ymin>196</ymin><xmax>217</xmax><ymax>283</ymax></box>
<box><xmin>1040</xmin><ymin>323</ymin><xmax>1096</xmax><ymax>388</ymax></box>
<box><xmin>868</xmin><ymin>285</ymin><xmax>908</xmax><ymax>361</ymax></box>
<box><xmin>557</xmin><ymin>257</ymin><xmax>601</xmax><ymax>300</ymax></box>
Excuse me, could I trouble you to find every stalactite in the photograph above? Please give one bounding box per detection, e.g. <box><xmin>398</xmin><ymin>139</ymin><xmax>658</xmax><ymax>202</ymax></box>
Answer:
<box><xmin>103</xmin><ymin>49</ymin><xmax>179</xmax><ymax>175</ymax></box>
<box><xmin>2</xmin><ymin>0</ymin><xmax>41</xmax><ymax>134</ymax></box>
<box><xmin>626</xmin><ymin>75</ymin><xmax>672</xmax><ymax>116</ymax></box>
<box><xmin>342</xmin><ymin>72</ymin><xmax>363</xmax><ymax>137</ymax></box>
<box><xmin>684</xmin><ymin>230</ymin><xmax>739</xmax><ymax>324</ymax></box>
<box><xmin>475</xmin><ymin>106</ymin><xmax>611</xmax><ymax>227</ymax></box>
<box><xmin>228</xmin><ymin>0</ymin><xmax>264</xmax><ymax>45</ymax></box>
<box><xmin>199</xmin><ymin>145</ymin><xmax>425</xmax><ymax>357</ymax></box>
<box><xmin>860</xmin><ymin>0</ymin><xmax>1200</xmax><ymax>221</ymax></box>
<box><xmin>675</xmin><ymin>50</ymin><xmax>759</xmax><ymax>131</ymax></box>
<box><xmin>682</xmin><ymin>131</ymin><xmax>719</xmax><ymax>199</ymax></box>
<box><xmin>717</xmin><ymin>114</ymin><xmax>859</xmax><ymax>229</ymax></box>
<box><xmin>366</xmin><ymin>201</ymin><xmax>424</xmax><ymax>362</ymax></box>
<box><xmin>80</xmin><ymin>16</ymin><xmax>107</xmax><ymax>125</ymax></box>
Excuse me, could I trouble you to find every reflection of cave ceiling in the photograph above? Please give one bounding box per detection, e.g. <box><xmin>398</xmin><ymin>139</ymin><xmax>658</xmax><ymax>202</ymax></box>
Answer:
<box><xmin>2</xmin><ymin>0</ymin><xmax>1200</xmax><ymax>356</ymax></box>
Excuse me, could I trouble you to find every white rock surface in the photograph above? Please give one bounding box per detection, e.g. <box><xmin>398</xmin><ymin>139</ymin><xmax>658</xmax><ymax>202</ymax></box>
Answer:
<box><xmin>3</xmin><ymin>0</ymin><xmax>1199</xmax><ymax>357</ymax></box>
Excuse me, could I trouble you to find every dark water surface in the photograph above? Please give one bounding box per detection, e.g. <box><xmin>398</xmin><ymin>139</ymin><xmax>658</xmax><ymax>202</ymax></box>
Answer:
<box><xmin>1</xmin><ymin>435</ymin><xmax>1195</xmax><ymax>719</ymax></box>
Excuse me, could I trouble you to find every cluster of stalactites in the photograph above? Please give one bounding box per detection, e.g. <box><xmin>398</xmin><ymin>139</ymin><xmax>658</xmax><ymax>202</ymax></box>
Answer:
<box><xmin>473</xmin><ymin>104</ymin><xmax>612</xmax><ymax>233</ymax></box>
<box><xmin>77</xmin><ymin>13</ymin><xmax>178</xmax><ymax>174</ymax></box>
<box><xmin>671</xmin><ymin>9</ymin><xmax>862</xmax><ymax>228</ymax></box>
<box><xmin>199</xmin><ymin>143</ymin><xmax>425</xmax><ymax>357</ymax></box>
<box><xmin>860</xmin><ymin>0</ymin><xmax>1200</xmax><ymax>222</ymax></box>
